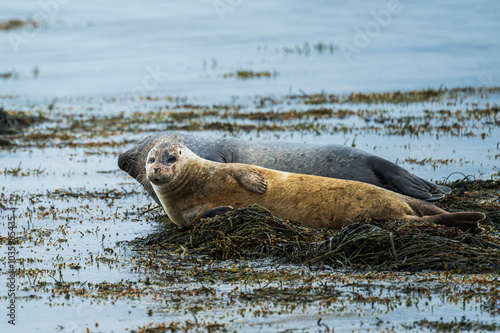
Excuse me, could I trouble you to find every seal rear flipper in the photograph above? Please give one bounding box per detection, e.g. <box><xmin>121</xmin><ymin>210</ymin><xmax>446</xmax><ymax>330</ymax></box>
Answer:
<box><xmin>231</xmin><ymin>168</ymin><xmax>268</xmax><ymax>194</ymax></box>
<box><xmin>419</xmin><ymin>177</ymin><xmax>451</xmax><ymax>196</ymax></box>
<box><xmin>372</xmin><ymin>157</ymin><xmax>450</xmax><ymax>201</ymax></box>
<box><xmin>435</xmin><ymin>183</ymin><xmax>451</xmax><ymax>195</ymax></box>
<box><xmin>413</xmin><ymin>212</ymin><xmax>485</xmax><ymax>232</ymax></box>
<box><xmin>401</xmin><ymin>176</ymin><xmax>451</xmax><ymax>201</ymax></box>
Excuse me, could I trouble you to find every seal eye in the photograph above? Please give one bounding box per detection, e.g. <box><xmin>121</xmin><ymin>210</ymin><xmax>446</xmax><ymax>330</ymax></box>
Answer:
<box><xmin>178</xmin><ymin>150</ymin><xmax>182</xmax><ymax>155</ymax></box>
<box><xmin>166</xmin><ymin>156</ymin><xmax>177</xmax><ymax>164</ymax></box>
<box><xmin>148</xmin><ymin>157</ymin><xmax>156</xmax><ymax>164</ymax></box>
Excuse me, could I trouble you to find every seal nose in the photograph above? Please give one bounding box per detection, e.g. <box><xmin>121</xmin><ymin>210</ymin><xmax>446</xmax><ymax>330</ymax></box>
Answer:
<box><xmin>154</xmin><ymin>167</ymin><xmax>160</xmax><ymax>173</ymax></box>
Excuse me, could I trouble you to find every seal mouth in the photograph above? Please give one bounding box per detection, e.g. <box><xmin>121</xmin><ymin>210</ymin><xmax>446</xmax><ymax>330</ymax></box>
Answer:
<box><xmin>147</xmin><ymin>175</ymin><xmax>162</xmax><ymax>185</ymax></box>
<box><xmin>147</xmin><ymin>168</ymin><xmax>175</xmax><ymax>186</ymax></box>
<box><xmin>147</xmin><ymin>167</ymin><xmax>166</xmax><ymax>184</ymax></box>
<box><xmin>149</xmin><ymin>177</ymin><xmax>160</xmax><ymax>183</ymax></box>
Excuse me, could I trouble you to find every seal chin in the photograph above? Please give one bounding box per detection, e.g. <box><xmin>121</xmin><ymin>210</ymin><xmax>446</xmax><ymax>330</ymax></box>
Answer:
<box><xmin>148</xmin><ymin>177</ymin><xmax>160</xmax><ymax>185</ymax></box>
<box><xmin>147</xmin><ymin>173</ymin><xmax>164</xmax><ymax>186</ymax></box>
<box><xmin>147</xmin><ymin>170</ymin><xmax>177</xmax><ymax>188</ymax></box>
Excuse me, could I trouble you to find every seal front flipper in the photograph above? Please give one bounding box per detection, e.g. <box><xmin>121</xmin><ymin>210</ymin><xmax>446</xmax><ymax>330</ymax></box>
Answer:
<box><xmin>231</xmin><ymin>168</ymin><xmax>268</xmax><ymax>194</ymax></box>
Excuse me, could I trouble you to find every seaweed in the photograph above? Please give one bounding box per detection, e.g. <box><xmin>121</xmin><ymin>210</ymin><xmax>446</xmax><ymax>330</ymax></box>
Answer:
<box><xmin>222</xmin><ymin>70</ymin><xmax>278</xmax><ymax>79</ymax></box>
<box><xmin>299</xmin><ymin>86</ymin><xmax>500</xmax><ymax>105</ymax></box>
<box><xmin>132</xmin><ymin>180</ymin><xmax>500</xmax><ymax>273</ymax></box>
<box><xmin>0</xmin><ymin>19</ymin><xmax>38</xmax><ymax>31</ymax></box>
<box><xmin>0</xmin><ymin>107</ymin><xmax>46</xmax><ymax>134</ymax></box>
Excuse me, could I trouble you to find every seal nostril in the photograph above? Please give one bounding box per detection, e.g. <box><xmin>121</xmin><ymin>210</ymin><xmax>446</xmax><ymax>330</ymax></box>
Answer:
<box><xmin>154</xmin><ymin>168</ymin><xmax>160</xmax><ymax>173</ymax></box>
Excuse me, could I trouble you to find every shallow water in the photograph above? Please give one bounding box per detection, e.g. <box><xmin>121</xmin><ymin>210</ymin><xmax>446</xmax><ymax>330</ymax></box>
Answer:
<box><xmin>1</xmin><ymin>0</ymin><xmax>500</xmax><ymax>332</ymax></box>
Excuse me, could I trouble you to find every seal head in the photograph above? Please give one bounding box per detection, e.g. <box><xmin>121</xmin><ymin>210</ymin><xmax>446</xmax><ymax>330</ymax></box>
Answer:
<box><xmin>146</xmin><ymin>142</ymin><xmax>182</xmax><ymax>188</ymax></box>
<box><xmin>146</xmin><ymin>142</ymin><xmax>208</xmax><ymax>228</ymax></box>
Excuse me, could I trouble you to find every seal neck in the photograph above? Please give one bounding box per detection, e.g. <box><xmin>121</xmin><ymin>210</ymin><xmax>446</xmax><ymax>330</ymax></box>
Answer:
<box><xmin>153</xmin><ymin>156</ymin><xmax>207</xmax><ymax>198</ymax></box>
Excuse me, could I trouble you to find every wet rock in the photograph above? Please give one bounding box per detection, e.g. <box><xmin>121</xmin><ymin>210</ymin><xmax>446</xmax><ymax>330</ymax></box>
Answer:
<box><xmin>0</xmin><ymin>107</ymin><xmax>24</xmax><ymax>135</ymax></box>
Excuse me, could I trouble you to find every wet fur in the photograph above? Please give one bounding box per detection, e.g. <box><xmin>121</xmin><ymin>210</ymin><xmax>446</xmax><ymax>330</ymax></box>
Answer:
<box><xmin>119</xmin><ymin>132</ymin><xmax>452</xmax><ymax>205</ymax></box>
<box><xmin>145</xmin><ymin>143</ymin><xmax>485</xmax><ymax>230</ymax></box>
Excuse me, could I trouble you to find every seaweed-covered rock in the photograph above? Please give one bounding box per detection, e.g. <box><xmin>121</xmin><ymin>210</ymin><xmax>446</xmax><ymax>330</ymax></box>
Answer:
<box><xmin>0</xmin><ymin>107</ymin><xmax>25</xmax><ymax>134</ymax></box>
<box><xmin>0</xmin><ymin>107</ymin><xmax>45</xmax><ymax>146</ymax></box>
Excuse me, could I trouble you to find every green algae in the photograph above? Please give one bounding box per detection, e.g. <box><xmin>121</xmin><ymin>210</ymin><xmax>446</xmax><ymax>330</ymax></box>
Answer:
<box><xmin>222</xmin><ymin>70</ymin><xmax>278</xmax><ymax>79</ymax></box>
<box><xmin>0</xmin><ymin>19</ymin><xmax>38</xmax><ymax>31</ymax></box>
<box><xmin>403</xmin><ymin>316</ymin><xmax>499</xmax><ymax>332</ymax></box>
<box><xmin>299</xmin><ymin>86</ymin><xmax>500</xmax><ymax>105</ymax></box>
<box><xmin>281</xmin><ymin>41</ymin><xmax>335</xmax><ymax>55</ymax></box>
<box><xmin>0</xmin><ymin>71</ymin><xmax>19</xmax><ymax>80</ymax></box>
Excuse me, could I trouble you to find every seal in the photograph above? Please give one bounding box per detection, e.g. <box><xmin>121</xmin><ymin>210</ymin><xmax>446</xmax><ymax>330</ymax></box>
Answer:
<box><xmin>118</xmin><ymin>132</ymin><xmax>451</xmax><ymax>206</ymax></box>
<box><xmin>145</xmin><ymin>141</ymin><xmax>484</xmax><ymax>230</ymax></box>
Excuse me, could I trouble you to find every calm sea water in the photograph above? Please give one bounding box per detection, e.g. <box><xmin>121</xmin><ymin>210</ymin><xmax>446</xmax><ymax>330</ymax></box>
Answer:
<box><xmin>1</xmin><ymin>0</ymin><xmax>499</xmax><ymax>101</ymax></box>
